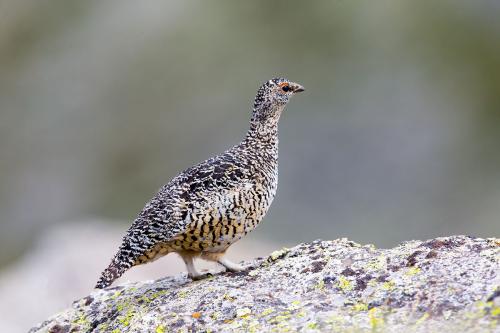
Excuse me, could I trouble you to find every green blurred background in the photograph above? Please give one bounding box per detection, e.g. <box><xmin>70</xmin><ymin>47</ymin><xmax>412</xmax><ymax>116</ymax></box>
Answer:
<box><xmin>1</xmin><ymin>1</ymin><xmax>500</xmax><ymax>329</ymax></box>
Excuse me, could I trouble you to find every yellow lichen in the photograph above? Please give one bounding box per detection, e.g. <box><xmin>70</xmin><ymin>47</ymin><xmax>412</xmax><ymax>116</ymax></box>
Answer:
<box><xmin>367</xmin><ymin>255</ymin><xmax>387</xmax><ymax>270</ymax></box>
<box><xmin>247</xmin><ymin>320</ymin><xmax>261</xmax><ymax>333</ymax></box>
<box><xmin>177</xmin><ymin>290</ymin><xmax>189</xmax><ymax>299</ymax></box>
<box><xmin>405</xmin><ymin>266</ymin><xmax>421</xmax><ymax>276</ymax></box>
<box><xmin>155</xmin><ymin>325</ymin><xmax>166</xmax><ymax>333</ymax></box>
<box><xmin>117</xmin><ymin>308</ymin><xmax>136</xmax><ymax>327</ymax></box>
<box><xmin>381</xmin><ymin>281</ymin><xmax>395</xmax><ymax>291</ymax></box>
<box><xmin>269</xmin><ymin>247</ymin><xmax>290</xmax><ymax>261</ymax></box>
<box><xmin>296</xmin><ymin>310</ymin><xmax>307</xmax><ymax>318</ymax></box>
<box><xmin>116</xmin><ymin>302</ymin><xmax>126</xmax><ymax>312</ymax></box>
<box><xmin>352</xmin><ymin>303</ymin><xmax>368</xmax><ymax>311</ymax></box>
<box><xmin>369</xmin><ymin>307</ymin><xmax>385</xmax><ymax>332</ymax></box>
<box><xmin>269</xmin><ymin>312</ymin><xmax>292</xmax><ymax>324</ymax></box>
<box><xmin>261</xmin><ymin>307</ymin><xmax>275</xmax><ymax>316</ymax></box>
<box><xmin>248</xmin><ymin>270</ymin><xmax>259</xmax><ymax>277</ymax></box>
<box><xmin>72</xmin><ymin>311</ymin><xmax>90</xmax><ymax>329</ymax></box>
<box><xmin>109</xmin><ymin>290</ymin><xmax>123</xmax><ymax>301</ymax></box>
<box><xmin>97</xmin><ymin>323</ymin><xmax>109</xmax><ymax>331</ymax></box>
<box><xmin>338</xmin><ymin>276</ymin><xmax>353</xmax><ymax>291</ymax></box>
<box><xmin>492</xmin><ymin>306</ymin><xmax>500</xmax><ymax>317</ymax></box>
<box><xmin>236</xmin><ymin>307</ymin><xmax>252</xmax><ymax>318</ymax></box>
<box><xmin>325</xmin><ymin>314</ymin><xmax>345</xmax><ymax>326</ymax></box>
<box><xmin>415</xmin><ymin>312</ymin><xmax>429</xmax><ymax>326</ymax></box>
<box><xmin>275</xmin><ymin>321</ymin><xmax>292</xmax><ymax>332</ymax></box>
<box><xmin>306</xmin><ymin>321</ymin><xmax>319</xmax><ymax>330</ymax></box>
<box><xmin>139</xmin><ymin>295</ymin><xmax>151</xmax><ymax>304</ymax></box>
<box><xmin>288</xmin><ymin>300</ymin><xmax>301</xmax><ymax>311</ymax></box>
<box><xmin>316</xmin><ymin>279</ymin><xmax>326</xmax><ymax>291</ymax></box>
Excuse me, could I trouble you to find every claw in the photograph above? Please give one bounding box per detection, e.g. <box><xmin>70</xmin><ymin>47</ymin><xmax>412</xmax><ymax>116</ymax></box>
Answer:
<box><xmin>189</xmin><ymin>271</ymin><xmax>214</xmax><ymax>281</ymax></box>
<box><xmin>218</xmin><ymin>258</ymin><xmax>249</xmax><ymax>272</ymax></box>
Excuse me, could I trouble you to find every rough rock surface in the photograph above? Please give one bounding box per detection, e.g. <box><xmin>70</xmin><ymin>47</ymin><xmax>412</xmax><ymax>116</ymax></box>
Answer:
<box><xmin>30</xmin><ymin>236</ymin><xmax>500</xmax><ymax>333</ymax></box>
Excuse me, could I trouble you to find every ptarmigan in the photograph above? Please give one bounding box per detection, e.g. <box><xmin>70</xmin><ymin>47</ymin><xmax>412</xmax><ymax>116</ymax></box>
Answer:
<box><xmin>96</xmin><ymin>77</ymin><xmax>304</xmax><ymax>288</ymax></box>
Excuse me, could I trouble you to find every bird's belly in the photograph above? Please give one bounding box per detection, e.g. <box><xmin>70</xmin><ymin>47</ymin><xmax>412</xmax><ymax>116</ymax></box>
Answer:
<box><xmin>172</xmin><ymin>191</ymin><xmax>275</xmax><ymax>253</ymax></box>
<box><xmin>172</xmin><ymin>215</ymin><xmax>258</xmax><ymax>253</ymax></box>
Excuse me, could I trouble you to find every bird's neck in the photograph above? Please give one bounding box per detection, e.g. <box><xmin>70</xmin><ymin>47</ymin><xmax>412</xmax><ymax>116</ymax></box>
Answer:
<box><xmin>246</xmin><ymin>121</ymin><xmax>279</xmax><ymax>143</ymax></box>
<box><xmin>243</xmin><ymin>115</ymin><xmax>280</xmax><ymax>158</ymax></box>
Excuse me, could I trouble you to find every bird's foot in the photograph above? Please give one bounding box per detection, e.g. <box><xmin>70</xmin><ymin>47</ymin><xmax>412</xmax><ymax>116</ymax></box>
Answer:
<box><xmin>218</xmin><ymin>258</ymin><xmax>250</xmax><ymax>273</ymax></box>
<box><xmin>188</xmin><ymin>271</ymin><xmax>214</xmax><ymax>281</ymax></box>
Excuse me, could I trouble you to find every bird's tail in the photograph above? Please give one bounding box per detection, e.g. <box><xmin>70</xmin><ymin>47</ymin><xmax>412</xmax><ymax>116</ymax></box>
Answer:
<box><xmin>95</xmin><ymin>240</ymin><xmax>139</xmax><ymax>289</ymax></box>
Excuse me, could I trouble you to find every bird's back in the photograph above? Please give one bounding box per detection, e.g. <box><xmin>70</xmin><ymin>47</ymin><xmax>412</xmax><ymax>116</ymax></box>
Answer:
<box><xmin>131</xmin><ymin>141</ymin><xmax>278</xmax><ymax>253</ymax></box>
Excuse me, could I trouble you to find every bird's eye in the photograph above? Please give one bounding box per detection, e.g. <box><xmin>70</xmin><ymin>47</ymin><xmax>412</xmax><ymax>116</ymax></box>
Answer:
<box><xmin>281</xmin><ymin>85</ymin><xmax>291</xmax><ymax>92</ymax></box>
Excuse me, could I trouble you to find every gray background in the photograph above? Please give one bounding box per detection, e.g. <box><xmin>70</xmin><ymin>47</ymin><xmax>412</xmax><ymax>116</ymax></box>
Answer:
<box><xmin>0</xmin><ymin>1</ymin><xmax>499</xmax><ymax>330</ymax></box>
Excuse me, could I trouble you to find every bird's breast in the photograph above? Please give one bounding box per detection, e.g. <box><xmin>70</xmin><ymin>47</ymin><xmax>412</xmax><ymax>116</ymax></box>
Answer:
<box><xmin>172</xmin><ymin>165</ymin><xmax>278</xmax><ymax>253</ymax></box>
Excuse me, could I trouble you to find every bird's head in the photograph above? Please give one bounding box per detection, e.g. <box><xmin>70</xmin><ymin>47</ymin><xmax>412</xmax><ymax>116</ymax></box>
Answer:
<box><xmin>251</xmin><ymin>77</ymin><xmax>304</xmax><ymax>124</ymax></box>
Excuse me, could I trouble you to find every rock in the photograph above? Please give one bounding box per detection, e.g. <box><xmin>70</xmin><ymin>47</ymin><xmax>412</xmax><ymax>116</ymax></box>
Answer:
<box><xmin>29</xmin><ymin>236</ymin><xmax>500</xmax><ymax>333</ymax></box>
<box><xmin>0</xmin><ymin>221</ymin><xmax>277</xmax><ymax>333</ymax></box>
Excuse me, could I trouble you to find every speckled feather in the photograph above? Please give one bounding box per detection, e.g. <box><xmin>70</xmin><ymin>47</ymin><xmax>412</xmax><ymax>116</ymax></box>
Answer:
<box><xmin>96</xmin><ymin>78</ymin><xmax>304</xmax><ymax>288</ymax></box>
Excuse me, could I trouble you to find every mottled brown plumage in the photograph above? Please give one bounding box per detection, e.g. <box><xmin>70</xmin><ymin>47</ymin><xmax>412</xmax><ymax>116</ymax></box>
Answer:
<box><xmin>95</xmin><ymin>78</ymin><xmax>304</xmax><ymax>288</ymax></box>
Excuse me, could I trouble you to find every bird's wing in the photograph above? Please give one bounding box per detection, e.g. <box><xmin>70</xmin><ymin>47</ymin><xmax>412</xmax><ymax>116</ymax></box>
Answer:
<box><xmin>127</xmin><ymin>152</ymin><xmax>253</xmax><ymax>242</ymax></box>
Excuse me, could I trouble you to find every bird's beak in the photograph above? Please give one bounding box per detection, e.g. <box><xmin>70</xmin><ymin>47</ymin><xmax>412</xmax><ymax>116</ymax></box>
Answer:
<box><xmin>290</xmin><ymin>83</ymin><xmax>305</xmax><ymax>93</ymax></box>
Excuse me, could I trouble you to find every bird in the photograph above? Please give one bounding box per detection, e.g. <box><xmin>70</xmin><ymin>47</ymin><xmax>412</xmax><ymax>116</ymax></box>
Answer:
<box><xmin>95</xmin><ymin>77</ymin><xmax>304</xmax><ymax>289</ymax></box>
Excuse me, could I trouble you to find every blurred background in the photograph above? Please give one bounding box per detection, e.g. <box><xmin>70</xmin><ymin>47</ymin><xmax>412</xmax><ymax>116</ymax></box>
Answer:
<box><xmin>1</xmin><ymin>0</ymin><xmax>500</xmax><ymax>331</ymax></box>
